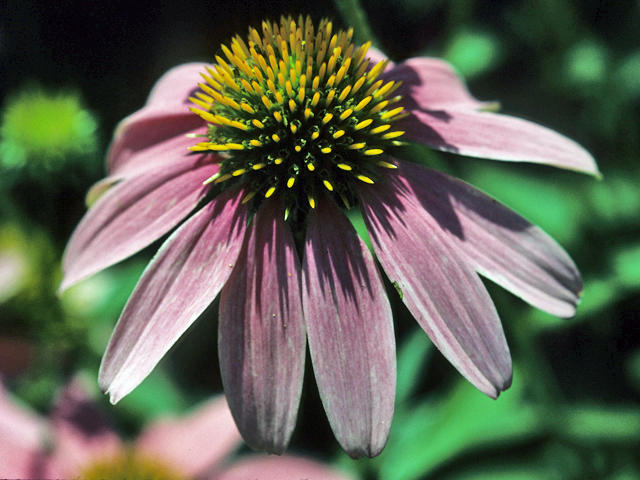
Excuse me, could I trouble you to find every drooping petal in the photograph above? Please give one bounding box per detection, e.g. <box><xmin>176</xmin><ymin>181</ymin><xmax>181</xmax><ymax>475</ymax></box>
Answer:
<box><xmin>60</xmin><ymin>154</ymin><xmax>217</xmax><ymax>292</ymax></box>
<box><xmin>98</xmin><ymin>188</ymin><xmax>250</xmax><ymax>403</ymax></box>
<box><xmin>358</xmin><ymin>181</ymin><xmax>512</xmax><ymax>399</ymax></box>
<box><xmin>108</xmin><ymin>126</ymin><xmax>209</xmax><ymax>181</ymax></box>
<box><xmin>135</xmin><ymin>396</ymin><xmax>242</xmax><ymax>478</ymax></box>
<box><xmin>386</xmin><ymin>57</ymin><xmax>497</xmax><ymax>111</ymax></box>
<box><xmin>215</xmin><ymin>454</ymin><xmax>356</xmax><ymax>480</ymax></box>
<box><xmin>219</xmin><ymin>198</ymin><xmax>306</xmax><ymax>454</ymax></box>
<box><xmin>108</xmin><ymin>120</ymin><xmax>206</xmax><ymax>179</ymax></box>
<box><xmin>48</xmin><ymin>379</ymin><xmax>123</xmax><ymax>473</ymax></box>
<box><xmin>400</xmin><ymin>109</ymin><xmax>600</xmax><ymax>176</ymax></box>
<box><xmin>107</xmin><ymin>64</ymin><xmax>207</xmax><ymax>175</ymax></box>
<box><xmin>302</xmin><ymin>196</ymin><xmax>395</xmax><ymax>458</ymax></box>
<box><xmin>85</xmin><ymin>127</ymin><xmax>213</xmax><ymax>208</ymax></box>
<box><xmin>389</xmin><ymin>160</ymin><xmax>582</xmax><ymax>317</ymax></box>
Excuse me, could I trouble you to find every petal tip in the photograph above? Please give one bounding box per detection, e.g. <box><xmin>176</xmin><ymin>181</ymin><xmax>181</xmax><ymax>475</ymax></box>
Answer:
<box><xmin>485</xmin><ymin>362</ymin><xmax>513</xmax><ymax>399</ymax></box>
<box><xmin>103</xmin><ymin>385</ymin><xmax>124</xmax><ymax>405</ymax></box>
<box><xmin>57</xmin><ymin>269</ymin><xmax>84</xmax><ymax>295</ymax></box>
<box><xmin>343</xmin><ymin>437</ymin><xmax>388</xmax><ymax>459</ymax></box>
<box><xmin>498</xmin><ymin>369</ymin><xmax>514</xmax><ymax>394</ymax></box>
<box><xmin>568</xmin><ymin>145</ymin><xmax>601</xmax><ymax>178</ymax></box>
<box><xmin>244</xmin><ymin>436</ymin><xmax>288</xmax><ymax>456</ymax></box>
<box><xmin>56</xmin><ymin>280</ymin><xmax>69</xmax><ymax>297</ymax></box>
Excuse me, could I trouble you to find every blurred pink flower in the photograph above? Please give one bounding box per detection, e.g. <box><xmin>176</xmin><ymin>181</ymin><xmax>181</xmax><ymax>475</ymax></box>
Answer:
<box><xmin>60</xmin><ymin>17</ymin><xmax>598</xmax><ymax>458</ymax></box>
<box><xmin>0</xmin><ymin>378</ymin><xmax>353</xmax><ymax>480</ymax></box>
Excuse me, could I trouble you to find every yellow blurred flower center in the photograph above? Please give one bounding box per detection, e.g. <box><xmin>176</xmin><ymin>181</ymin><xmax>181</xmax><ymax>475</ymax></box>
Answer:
<box><xmin>80</xmin><ymin>452</ymin><xmax>184</xmax><ymax>480</ymax></box>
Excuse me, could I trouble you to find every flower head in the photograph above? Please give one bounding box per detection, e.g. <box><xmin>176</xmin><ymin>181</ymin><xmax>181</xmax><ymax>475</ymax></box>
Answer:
<box><xmin>60</xmin><ymin>15</ymin><xmax>599</xmax><ymax>458</ymax></box>
<box><xmin>187</xmin><ymin>17</ymin><xmax>404</xmax><ymax>216</ymax></box>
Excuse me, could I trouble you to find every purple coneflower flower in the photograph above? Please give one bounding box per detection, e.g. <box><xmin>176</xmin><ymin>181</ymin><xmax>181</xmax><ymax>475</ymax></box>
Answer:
<box><xmin>60</xmin><ymin>16</ymin><xmax>599</xmax><ymax>458</ymax></box>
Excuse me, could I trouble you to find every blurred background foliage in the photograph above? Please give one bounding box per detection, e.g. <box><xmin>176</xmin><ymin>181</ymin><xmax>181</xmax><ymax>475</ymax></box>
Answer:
<box><xmin>1</xmin><ymin>0</ymin><xmax>639</xmax><ymax>478</ymax></box>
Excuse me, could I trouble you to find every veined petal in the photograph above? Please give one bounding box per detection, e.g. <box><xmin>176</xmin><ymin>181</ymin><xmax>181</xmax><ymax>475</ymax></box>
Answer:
<box><xmin>219</xmin><ymin>198</ymin><xmax>306</xmax><ymax>454</ymax></box>
<box><xmin>135</xmin><ymin>396</ymin><xmax>242</xmax><ymax>477</ymax></box>
<box><xmin>98</xmin><ymin>188</ymin><xmax>250</xmax><ymax>403</ymax></box>
<box><xmin>358</xmin><ymin>182</ymin><xmax>512</xmax><ymax>399</ymax></box>
<box><xmin>400</xmin><ymin>109</ymin><xmax>600</xmax><ymax>176</ymax></box>
<box><xmin>386</xmin><ymin>57</ymin><xmax>497</xmax><ymax>111</ymax></box>
<box><xmin>60</xmin><ymin>154</ymin><xmax>217</xmax><ymax>292</ymax></box>
<box><xmin>108</xmin><ymin>126</ymin><xmax>209</xmax><ymax>181</ymax></box>
<box><xmin>390</xmin><ymin>160</ymin><xmax>582</xmax><ymax>317</ymax></box>
<box><xmin>302</xmin><ymin>196</ymin><xmax>395</xmax><ymax>458</ymax></box>
<box><xmin>107</xmin><ymin>109</ymin><xmax>206</xmax><ymax>177</ymax></box>
<box><xmin>108</xmin><ymin>63</ymin><xmax>208</xmax><ymax>176</ymax></box>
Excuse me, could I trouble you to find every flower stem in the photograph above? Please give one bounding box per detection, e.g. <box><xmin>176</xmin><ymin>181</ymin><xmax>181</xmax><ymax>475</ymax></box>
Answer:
<box><xmin>334</xmin><ymin>0</ymin><xmax>379</xmax><ymax>47</ymax></box>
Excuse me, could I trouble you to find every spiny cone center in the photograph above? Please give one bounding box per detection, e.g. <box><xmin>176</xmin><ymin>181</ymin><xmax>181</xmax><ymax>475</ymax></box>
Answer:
<box><xmin>189</xmin><ymin>15</ymin><xmax>406</xmax><ymax>217</ymax></box>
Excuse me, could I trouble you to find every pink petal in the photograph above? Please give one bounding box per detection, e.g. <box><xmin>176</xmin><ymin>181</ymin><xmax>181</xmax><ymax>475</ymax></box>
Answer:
<box><xmin>60</xmin><ymin>154</ymin><xmax>217</xmax><ymax>292</ymax></box>
<box><xmin>107</xmin><ymin>63</ymin><xmax>208</xmax><ymax>176</ymax></box>
<box><xmin>84</xmin><ymin>176</ymin><xmax>119</xmax><ymax>207</ymax></box>
<box><xmin>214</xmin><ymin>454</ymin><xmax>356</xmax><ymax>480</ymax></box>
<box><xmin>108</xmin><ymin>126</ymin><xmax>210</xmax><ymax>182</ymax></box>
<box><xmin>145</xmin><ymin>63</ymin><xmax>209</xmax><ymax>110</ymax></box>
<box><xmin>135</xmin><ymin>396</ymin><xmax>242</xmax><ymax>477</ymax></box>
<box><xmin>390</xmin><ymin>160</ymin><xmax>582</xmax><ymax>317</ymax></box>
<box><xmin>48</xmin><ymin>379</ymin><xmax>123</xmax><ymax>473</ymax></box>
<box><xmin>400</xmin><ymin>109</ymin><xmax>600</xmax><ymax>176</ymax></box>
<box><xmin>386</xmin><ymin>57</ymin><xmax>497</xmax><ymax>111</ymax></box>
<box><xmin>98</xmin><ymin>188</ymin><xmax>250</xmax><ymax>403</ymax></box>
<box><xmin>0</xmin><ymin>380</ymin><xmax>51</xmax><ymax>478</ymax></box>
<box><xmin>87</xmin><ymin>126</ymin><xmax>213</xmax><ymax>208</ymax></box>
<box><xmin>366</xmin><ymin>46</ymin><xmax>394</xmax><ymax>70</ymax></box>
<box><xmin>0</xmin><ymin>441</ymin><xmax>48</xmax><ymax>479</ymax></box>
<box><xmin>109</xmin><ymin>120</ymin><xmax>206</xmax><ymax>178</ymax></box>
<box><xmin>358</xmin><ymin>181</ymin><xmax>512</xmax><ymax>399</ymax></box>
<box><xmin>0</xmin><ymin>382</ymin><xmax>44</xmax><ymax>448</ymax></box>
<box><xmin>302</xmin><ymin>196</ymin><xmax>395</xmax><ymax>458</ymax></box>
<box><xmin>219</xmin><ymin>199</ymin><xmax>306</xmax><ymax>454</ymax></box>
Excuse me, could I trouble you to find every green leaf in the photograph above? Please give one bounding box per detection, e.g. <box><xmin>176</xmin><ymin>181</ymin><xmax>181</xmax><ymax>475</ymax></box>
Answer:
<box><xmin>346</xmin><ymin>207</ymin><xmax>371</xmax><ymax>251</ymax></box>
<box><xmin>396</xmin><ymin>329</ymin><xmax>433</xmax><ymax>403</ymax></box>
<box><xmin>526</xmin><ymin>276</ymin><xmax>619</xmax><ymax>331</ymax></box>
<box><xmin>378</xmin><ymin>376</ymin><xmax>540</xmax><ymax>480</ymax></box>
<box><xmin>464</xmin><ymin>163</ymin><xmax>583</xmax><ymax>245</ymax></box>
<box><xmin>589</xmin><ymin>174</ymin><xmax>640</xmax><ymax>227</ymax></box>
<box><xmin>615</xmin><ymin>50</ymin><xmax>640</xmax><ymax>100</ymax></box>
<box><xmin>438</xmin><ymin>465</ymin><xmax>554</xmax><ymax>480</ymax></box>
<box><xmin>559</xmin><ymin>405</ymin><xmax>640</xmax><ymax>443</ymax></box>
<box><xmin>116</xmin><ymin>367</ymin><xmax>187</xmax><ymax>421</ymax></box>
<box><xmin>613</xmin><ymin>243</ymin><xmax>640</xmax><ymax>288</ymax></box>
